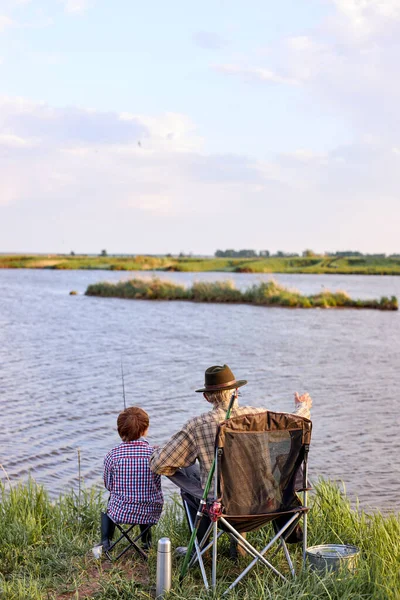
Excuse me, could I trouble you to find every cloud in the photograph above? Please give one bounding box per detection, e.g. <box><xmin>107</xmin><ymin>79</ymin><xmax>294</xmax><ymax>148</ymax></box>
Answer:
<box><xmin>0</xmin><ymin>133</ymin><xmax>35</xmax><ymax>147</ymax></box>
<box><xmin>192</xmin><ymin>31</ymin><xmax>227</xmax><ymax>50</ymax></box>
<box><xmin>213</xmin><ymin>63</ymin><xmax>298</xmax><ymax>86</ymax></box>
<box><xmin>213</xmin><ymin>1</ymin><xmax>400</xmax><ymax>144</ymax></box>
<box><xmin>331</xmin><ymin>0</ymin><xmax>400</xmax><ymax>38</ymax></box>
<box><xmin>0</xmin><ymin>96</ymin><xmax>289</xmax><ymax>252</ymax></box>
<box><xmin>0</xmin><ymin>94</ymin><xmax>399</xmax><ymax>254</ymax></box>
<box><xmin>0</xmin><ymin>97</ymin><xmax>147</xmax><ymax>145</ymax></box>
<box><xmin>0</xmin><ymin>97</ymin><xmax>261</xmax><ymax>214</ymax></box>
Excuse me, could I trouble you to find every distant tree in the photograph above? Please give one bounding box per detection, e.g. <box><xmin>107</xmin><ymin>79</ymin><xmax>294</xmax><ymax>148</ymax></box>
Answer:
<box><xmin>274</xmin><ymin>251</ymin><xmax>299</xmax><ymax>258</ymax></box>
<box><xmin>259</xmin><ymin>250</ymin><xmax>270</xmax><ymax>257</ymax></box>
<box><xmin>100</xmin><ymin>249</ymin><xmax>107</xmax><ymax>257</ymax></box>
<box><xmin>238</xmin><ymin>249</ymin><xmax>257</xmax><ymax>258</ymax></box>
<box><xmin>214</xmin><ymin>249</ymin><xmax>257</xmax><ymax>258</ymax></box>
<box><xmin>334</xmin><ymin>251</ymin><xmax>363</xmax><ymax>257</ymax></box>
<box><xmin>302</xmin><ymin>249</ymin><xmax>316</xmax><ymax>257</ymax></box>
<box><xmin>70</xmin><ymin>251</ymin><xmax>75</xmax><ymax>256</ymax></box>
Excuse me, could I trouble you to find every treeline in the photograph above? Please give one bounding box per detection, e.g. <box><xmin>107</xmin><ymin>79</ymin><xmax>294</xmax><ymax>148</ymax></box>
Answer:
<box><xmin>215</xmin><ymin>249</ymin><xmax>400</xmax><ymax>259</ymax></box>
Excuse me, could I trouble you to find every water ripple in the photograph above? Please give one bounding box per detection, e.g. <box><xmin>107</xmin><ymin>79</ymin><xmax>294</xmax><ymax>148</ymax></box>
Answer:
<box><xmin>1</xmin><ymin>269</ymin><xmax>399</xmax><ymax>513</ymax></box>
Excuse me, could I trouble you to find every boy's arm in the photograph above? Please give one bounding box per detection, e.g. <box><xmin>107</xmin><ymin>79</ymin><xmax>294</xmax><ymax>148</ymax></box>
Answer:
<box><xmin>293</xmin><ymin>392</ymin><xmax>312</xmax><ymax>420</ymax></box>
<box><xmin>103</xmin><ymin>452</ymin><xmax>114</xmax><ymax>491</ymax></box>
<box><xmin>150</xmin><ymin>422</ymin><xmax>197</xmax><ymax>476</ymax></box>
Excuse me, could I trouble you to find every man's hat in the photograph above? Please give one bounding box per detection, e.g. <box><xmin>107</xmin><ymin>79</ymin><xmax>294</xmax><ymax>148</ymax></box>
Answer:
<box><xmin>195</xmin><ymin>364</ymin><xmax>247</xmax><ymax>393</ymax></box>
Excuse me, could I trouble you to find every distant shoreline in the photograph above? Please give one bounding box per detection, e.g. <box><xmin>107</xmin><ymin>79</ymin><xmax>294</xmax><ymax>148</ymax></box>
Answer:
<box><xmin>1</xmin><ymin>253</ymin><xmax>400</xmax><ymax>275</ymax></box>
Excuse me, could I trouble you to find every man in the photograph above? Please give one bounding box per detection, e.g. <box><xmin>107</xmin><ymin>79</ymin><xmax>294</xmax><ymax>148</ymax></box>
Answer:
<box><xmin>150</xmin><ymin>364</ymin><xmax>312</xmax><ymax>556</ymax></box>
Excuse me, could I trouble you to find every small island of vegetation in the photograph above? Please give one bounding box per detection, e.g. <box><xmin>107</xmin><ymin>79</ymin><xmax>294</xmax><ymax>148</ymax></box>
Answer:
<box><xmin>85</xmin><ymin>278</ymin><xmax>398</xmax><ymax>310</ymax></box>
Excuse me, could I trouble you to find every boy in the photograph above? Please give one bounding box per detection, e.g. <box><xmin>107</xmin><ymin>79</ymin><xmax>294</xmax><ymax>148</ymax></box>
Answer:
<box><xmin>102</xmin><ymin>406</ymin><xmax>163</xmax><ymax>550</ymax></box>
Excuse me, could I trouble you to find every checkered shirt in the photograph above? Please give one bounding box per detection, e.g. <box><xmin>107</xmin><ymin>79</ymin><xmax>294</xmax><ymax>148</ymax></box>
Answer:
<box><xmin>150</xmin><ymin>398</ymin><xmax>310</xmax><ymax>488</ymax></box>
<box><xmin>104</xmin><ymin>439</ymin><xmax>163</xmax><ymax>524</ymax></box>
<box><xmin>150</xmin><ymin>401</ymin><xmax>263</xmax><ymax>488</ymax></box>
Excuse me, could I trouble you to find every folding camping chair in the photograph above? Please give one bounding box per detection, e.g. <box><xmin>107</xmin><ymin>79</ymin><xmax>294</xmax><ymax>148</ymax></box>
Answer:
<box><xmin>170</xmin><ymin>410</ymin><xmax>312</xmax><ymax>594</ymax></box>
<box><xmin>100</xmin><ymin>511</ymin><xmax>152</xmax><ymax>561</ymax></box>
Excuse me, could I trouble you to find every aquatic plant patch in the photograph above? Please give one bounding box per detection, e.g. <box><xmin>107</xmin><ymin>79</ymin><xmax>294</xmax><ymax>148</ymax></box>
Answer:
<box><xmin>85</xmin><ymin>278</ymin><xmax>399</xmax><ymax>311</ymax></box>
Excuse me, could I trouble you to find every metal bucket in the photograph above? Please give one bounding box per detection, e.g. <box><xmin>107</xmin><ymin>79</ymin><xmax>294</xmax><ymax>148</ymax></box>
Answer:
<box><xmin>306</xmin><ymin>544</ymin><xmax>360</xmax><ymax>574</ymax></box>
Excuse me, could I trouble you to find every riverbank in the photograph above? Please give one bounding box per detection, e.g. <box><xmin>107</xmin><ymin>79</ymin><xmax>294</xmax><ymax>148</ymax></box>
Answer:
<box><xmin>2</xmin><ymin>253</ymin><xmax>400</xmax><ymax>275</ymax></box>
<box><xmin>85</xmin><ymin>278</ymin><xmax>399</xmax><ymax>310</ymax></box>
<box><xmin>0</xmin><ymin>478</ymin><xmax>398</xmax><ymax>599</ymax></box>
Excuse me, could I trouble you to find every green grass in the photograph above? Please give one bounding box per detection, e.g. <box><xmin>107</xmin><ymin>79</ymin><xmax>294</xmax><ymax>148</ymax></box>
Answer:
<box><xmin>2</xmin><ymin>254</ymin><xmax>400</xmax><ymax>274</ymax></box>
<box><xmin>0</xmin><ymin>477</ymin><xmax>399</xmax><ymax>599</ymax></box>
<box><xmin>85</xmin><ymin>277</ymin><xmax>399</xmax><ymax>311</ymax></box>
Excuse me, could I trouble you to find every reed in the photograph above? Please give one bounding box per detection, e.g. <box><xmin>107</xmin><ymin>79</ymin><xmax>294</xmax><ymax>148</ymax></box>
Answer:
<box><xmin>0</xmin><ymin>477</ymin><xmax>399</xmax><ymax>599</ymax></box>
<box><xmin>85</xmin><ymin>277</ymin><xmax>399</xmax><ymax>311</ymax></box>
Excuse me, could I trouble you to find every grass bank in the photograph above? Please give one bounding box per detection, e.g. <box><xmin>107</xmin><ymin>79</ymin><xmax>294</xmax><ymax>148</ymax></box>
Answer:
<box><xmin>2</xmin><ymin>254</ymin><xmax>400</xmax><ymax>275</ymax></box>
<box><xmin>0</xmin><ymin>477</ymin><xmax>399</xmax><ymax>599</ymax></box>
<box><xmin>85</xmin><ymin>277</ymin><xmax>399</xmax><ymax>310</ymax></box>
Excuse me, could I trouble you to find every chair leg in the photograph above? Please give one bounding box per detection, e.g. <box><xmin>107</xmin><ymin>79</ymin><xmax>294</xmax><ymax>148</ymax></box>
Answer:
<box><xmin>222</xmin><ymin>513</ymin><xmax>305</xmax><ymax>595</ymax></box>
<box><xmin>212</xmin><ymin>519</ymin><xmax>218</xmax><ymax>589</ymax></box>
<box><xmin>105</xmin><ymin>524</ymin><xmax>148</xmax><ymax>561</ymax></box>
<box><xmin>303</xmin><ymin>501</ymin><xmax>308</xmax><ymax>568</ymax></box>
<box><xmin>189</xmin><ymin>528</ymin><xmax>224</xmax><ymax>568</ymax></box>
<box><xmin>221</xmin><ymin>519</ymin><xmax>287</xmax><ymax>580</ymax></box>
<box><xmin>280</xmin><ymin>537</ymin><xmax>295</xmax><ymax>577</ymax></box>
<box><xmin>184</xmin><ymin>499</ymin><xmax>209</xmax><ymax>590</ymax></box>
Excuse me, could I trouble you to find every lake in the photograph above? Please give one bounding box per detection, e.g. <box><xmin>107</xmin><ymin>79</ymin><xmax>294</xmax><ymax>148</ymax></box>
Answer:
<box><xmin>1</xmin><ymin>269</ymin><xmax>399</xmax><ymax>513</ymax></box>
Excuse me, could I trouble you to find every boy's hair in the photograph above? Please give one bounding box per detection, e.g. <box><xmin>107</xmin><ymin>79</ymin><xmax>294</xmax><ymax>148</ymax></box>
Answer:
<box><xmin>117</xmin><ymin>407</ymin><xmax>149</xmax><ymax>441</ymax></box>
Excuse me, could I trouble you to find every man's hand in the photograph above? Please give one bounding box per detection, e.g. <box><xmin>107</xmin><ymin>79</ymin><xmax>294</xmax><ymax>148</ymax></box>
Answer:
<box><xmin>294</xmin><ymin>392</ymin><xmax>312</xmax><ymax>410</ymax></box>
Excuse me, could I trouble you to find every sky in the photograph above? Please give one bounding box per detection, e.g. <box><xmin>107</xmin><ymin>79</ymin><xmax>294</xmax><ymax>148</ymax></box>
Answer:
<box><xmin>0</xmin><ymin>0</ymin><xmax>399</xmax><ymax>255</ymax></box>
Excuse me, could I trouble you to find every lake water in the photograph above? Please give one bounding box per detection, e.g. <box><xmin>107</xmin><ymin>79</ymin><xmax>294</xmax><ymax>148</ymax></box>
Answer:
<box><xmin>1</xmin><ymin>269</ymin><xmax>399</xmax><ymax>513</ymax></box>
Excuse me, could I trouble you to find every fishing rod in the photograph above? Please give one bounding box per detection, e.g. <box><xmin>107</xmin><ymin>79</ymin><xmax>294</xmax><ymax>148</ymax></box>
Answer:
<box><xmin>180</xmin><ymin>389</ymin><xmax>237</xmax><ymax>580</ymax></box>
<box><xmin>121</xmin><ymin>361</ymin><xmax>126</xmax><ymax>410</ymax></box>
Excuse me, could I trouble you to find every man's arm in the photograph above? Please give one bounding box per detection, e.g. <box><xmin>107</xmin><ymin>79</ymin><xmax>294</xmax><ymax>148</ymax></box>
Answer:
<box><xmin>150</xmin><ymin>422</ymin><xmax>198</xmax><ymax>476</ymax></box>
<box><xmin>293</xmin><ymin>392</ymin><xmax>312</xmax><ymax>419</ymax></box>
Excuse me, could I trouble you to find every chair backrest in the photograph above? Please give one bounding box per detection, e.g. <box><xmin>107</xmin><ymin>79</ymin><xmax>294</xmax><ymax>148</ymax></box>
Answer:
<box><xmin>216</xmin><ymin>411</ymin><xmax>311</xmax><ymax>516</ymax></box>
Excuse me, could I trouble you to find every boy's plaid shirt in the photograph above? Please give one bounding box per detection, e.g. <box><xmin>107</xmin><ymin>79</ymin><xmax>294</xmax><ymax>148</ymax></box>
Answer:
<box><xmin>104</xmin><ymin>440</ymin><xmax>163</xmax><ymax>524</ymax></box>
<box><xmin>150</xmin><ymin>399</ymin><xmax>311</xmax><ymax>489</ymax></box>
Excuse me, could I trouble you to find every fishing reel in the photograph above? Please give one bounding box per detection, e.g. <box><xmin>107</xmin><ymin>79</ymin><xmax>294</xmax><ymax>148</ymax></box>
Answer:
<box><xmin>208</xmin><ymin>501</ymin><xmax>223</xmax><ymax>522</ymax></box>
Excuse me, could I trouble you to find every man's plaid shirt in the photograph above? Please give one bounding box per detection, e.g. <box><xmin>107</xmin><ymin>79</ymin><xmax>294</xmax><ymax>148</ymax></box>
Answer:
<box><xmin>150</xmin><ymin>399</ymin><xmax>310</xmax><ymax>488</ymax></box>
<box><xmin>104</xmin><ymin>440</ymin><xmax>163</xmax><ymax>524</ymax></box>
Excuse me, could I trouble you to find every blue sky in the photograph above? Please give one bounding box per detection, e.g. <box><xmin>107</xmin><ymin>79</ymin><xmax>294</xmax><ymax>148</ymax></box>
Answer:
<box><xmin>0</xmin><ymin>0</ymin><xmax>399</xmax><ymax>254</ymax></box>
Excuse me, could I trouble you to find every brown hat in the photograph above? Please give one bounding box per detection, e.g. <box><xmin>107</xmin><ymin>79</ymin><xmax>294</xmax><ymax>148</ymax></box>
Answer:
<box><xmin>195</xmin><ymin>364</ymin><xmax>247</xmax><ymax>393</ymax></box>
